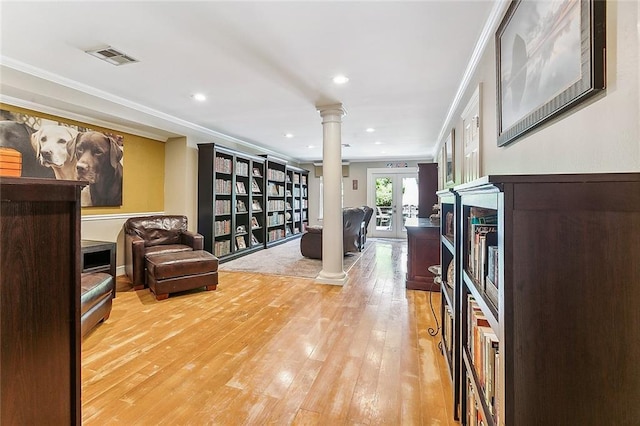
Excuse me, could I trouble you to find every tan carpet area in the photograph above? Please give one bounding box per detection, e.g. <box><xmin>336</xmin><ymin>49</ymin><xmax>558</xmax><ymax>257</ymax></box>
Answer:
<box><xmin>218</xmin><ymin>237</ymin><xmax>369</xmax><ymax>278</ymax></box>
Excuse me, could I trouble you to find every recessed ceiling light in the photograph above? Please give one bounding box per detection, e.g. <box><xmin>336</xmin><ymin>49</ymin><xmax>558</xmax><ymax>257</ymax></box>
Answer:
<box><xmin>192</xmin><ymin>93</ymin><xmax>207</xmax><ymax>102</ymax></box>
<box><xmin>308</xmin><ymin>145</ymin><xmax>315</xmax><ymax>149</ymax></box>
<box><xmin>333</xmin><ymin>75</ymin><xmax>349</xmax><ymax>84</ymax></box>
<box><xmin>366</xmin><ymin>128</ymin><xmax>375</xmax><ymax>133</ymax></box>
<box><xmin>285</xmin><ymin>133</ymin><xmax>294</xmax><ymax>138</ymax></box>
<box><xmin>374</xmin><ymin>141</ymin><xmax>382</xmax><ymax>145</ymax></box>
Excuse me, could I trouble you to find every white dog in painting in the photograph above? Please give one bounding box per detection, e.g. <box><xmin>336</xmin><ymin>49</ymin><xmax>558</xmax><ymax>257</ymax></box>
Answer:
<box><xmin>30</xmin><ymin>125</ymin><xmax>79</xmax><ymax>180</ymax></box>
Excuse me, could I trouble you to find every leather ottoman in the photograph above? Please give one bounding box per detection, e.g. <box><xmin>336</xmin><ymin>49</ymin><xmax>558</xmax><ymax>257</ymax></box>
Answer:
<box><xmin>81</xmin><ymin>272</ymin><xmax>114</xmax><ymax>337</ymax></box>
<box><xmin>145</xmin><ymin>250</ymin><xmax>219</xmax><ymax>300</ymax></box>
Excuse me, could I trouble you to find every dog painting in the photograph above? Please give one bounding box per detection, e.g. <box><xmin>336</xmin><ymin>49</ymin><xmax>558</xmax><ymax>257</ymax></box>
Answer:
<box><xmin>1</xmin><ymin>109</ymin><xmax>124</xmax><ymax>207</ymax></box>
<box><xmin>0</xmin><ymin>120</ymin><xmax>55</xmax><ymax>178</ymax></box>
<box><xmin>75</xmin><ymin>131</ymin><xmax>123</xmax><ymax>206</ymax></box>
<box><xmin>31</xmin><ymin>125</ymin><xmax>79</xmax><ymax>180</ymax></box>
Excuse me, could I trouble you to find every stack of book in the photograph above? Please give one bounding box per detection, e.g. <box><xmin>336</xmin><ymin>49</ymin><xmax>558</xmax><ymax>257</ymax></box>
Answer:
<box><xmin>468</xmin><ymin>296</ymin><xmax>499</xmax><ymax>422</ymax></box>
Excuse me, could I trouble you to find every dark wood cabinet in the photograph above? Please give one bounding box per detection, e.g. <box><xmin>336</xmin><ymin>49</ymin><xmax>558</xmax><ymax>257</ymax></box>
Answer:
<box><xmin>451</xmin><ymin>173</ymin><xmax>640</xmax><ymax>426</ymax></box>
<box><xmin>1</xmin><ymin>177</ymin><xmax>84</xmax><ymax>425</ymax></box>
<box><xmin>417</xmin><ymin>163</ymin><xmax>438</xmax><ymax>218</ymax></box>
<box><xmin>405</xmin><ymin>217</ymin><xmax>439</xmax><ymax>291</ymax></box>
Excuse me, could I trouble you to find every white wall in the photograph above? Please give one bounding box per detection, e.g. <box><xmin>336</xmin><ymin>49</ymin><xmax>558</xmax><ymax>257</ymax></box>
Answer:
<box><xmin>302</xmin><ymin>160</ymin><xmax>427</xmax><ymax>226</ymax></box>
<box><xmin>448</xmin><ymin>0</ymin><xmax>639</xmax><ymax>180</ymax></box>
<box><xmin>165</xmin><ymin>137</ymin><xmax>199</xmax><ymax>230</ymax></box>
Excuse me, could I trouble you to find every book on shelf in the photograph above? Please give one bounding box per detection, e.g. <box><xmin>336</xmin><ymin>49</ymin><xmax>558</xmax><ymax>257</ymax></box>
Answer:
<box><xmin>214</xmin><ymin>219</ymin><xmax>231</xmax><ymax>236</ymax></box>
<box><xmin>267</xmin><ymin>168</ymin><xmax>285</xmax><ymax>182</ymax></box>
<box><xmin>235</xmin><ymin>181</ymin><xmax>247</xmax><ymax>194</ymax></box>
<box><xmin>215</xmin><ymin>200</ymin><xmax>231</xmax><ymax>215</ymax></box>
<box><xmin>468</xmin><ymin>222</ymin><xmax>497</xmax><ymax>289</ymax></box>
<box><xmin>301</xmin><ymin>175</ymin><xmax>307</xmax><ymax>185</ymax></box>
<box><xmin>268</xmin><ymin>182</ymin><xmax>283</xmax><ymax>196</ymax></box>
<box><xmin>215</xmin><ymin>179</ymin><xmax>232</xmax><ymax>194</ymax></box>
<box><xmin>214</xmin><ymin>239</ymin><xmax>231</xmax><ymax>257</ymax></box>
<box><xmin>214</xmin><ymin>156</ymin><xmax>232</xmax><ymax>174</ymax></box>
<box><xmin>235</xmin><ymin>161</ymin><xmax>249</xmax><ymax>176</ymax></box>
<box><xmin>468</xmin><ymin>296</ymin><xmax>499</xmax><ymax>420</ymax></box>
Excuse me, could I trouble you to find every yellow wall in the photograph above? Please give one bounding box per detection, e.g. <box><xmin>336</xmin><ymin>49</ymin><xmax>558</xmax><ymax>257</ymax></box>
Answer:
<box><xmin>0</xmin><ymin>103</ymin><xmax>165</xmax><ymax>215</ymax></box>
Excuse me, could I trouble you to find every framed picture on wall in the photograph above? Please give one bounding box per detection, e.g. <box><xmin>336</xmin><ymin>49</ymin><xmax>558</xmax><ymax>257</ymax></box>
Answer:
<box><xmin>445</xmin><ymin>129</ymin><xmax>455</xmax><ymax>185</ymax></box>
<box><xmin>496</xmin><ymin>0</ymin><xmax>606</xmax><ymax>146</ymax></box>
<box><xmin>0</xmin><ymin>108</ymin><xmax>124</xmax><ymax>207</ymax></box>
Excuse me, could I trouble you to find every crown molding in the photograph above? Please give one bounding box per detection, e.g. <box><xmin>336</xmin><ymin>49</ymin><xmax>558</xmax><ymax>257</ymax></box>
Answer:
<box><xmin>433</xmin><ymin>0</ymin><xmax>510</xmax><ymax>157</ymax></box>
<box><xmin>0</xmin><ymin>57</ymin><xmax>297</xmax><ymax>162</ymax></box>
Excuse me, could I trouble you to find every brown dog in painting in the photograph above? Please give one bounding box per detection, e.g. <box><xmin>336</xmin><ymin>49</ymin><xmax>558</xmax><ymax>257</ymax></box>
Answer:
<box><xmin>75</xmin><ymin>131</ymin><xmax>123</xmax><ymax>206</ymax></box>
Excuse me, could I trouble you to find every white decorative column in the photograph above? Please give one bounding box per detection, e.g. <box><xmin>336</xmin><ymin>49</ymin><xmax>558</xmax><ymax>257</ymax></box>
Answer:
<box><xmin>316</xmin><ymin>103</ymin><xmax>347</xmax><ymax>285</ymax></box>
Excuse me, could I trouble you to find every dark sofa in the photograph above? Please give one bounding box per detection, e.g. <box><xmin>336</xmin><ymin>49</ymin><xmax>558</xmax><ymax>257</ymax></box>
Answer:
<box><xmin>300</xmin><ymin>207</ymin><xmax>366</xmax><ymax>259</ymax></box>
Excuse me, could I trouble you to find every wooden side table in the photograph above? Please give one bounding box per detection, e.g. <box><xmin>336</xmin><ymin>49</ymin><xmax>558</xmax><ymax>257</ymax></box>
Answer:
<box><xmin>405</xmin><ymin>217</ymin><xmax>440</xmax><ymax>291</ymax></box>
<box><xmin>81</xmin><ymin>239</ymin><xmax>116</xmax><ymax>296</ymax></box>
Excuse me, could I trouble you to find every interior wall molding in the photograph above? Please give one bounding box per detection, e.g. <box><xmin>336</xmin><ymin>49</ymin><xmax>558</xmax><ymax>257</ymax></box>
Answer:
<box><xmin>1</xmin><ymin>95</ymin><xmax>168</xmax><ymax>142</ymax></box>
<box><xmin>81</xmin><ymin>211</ymin><xmax>165</xmax><ymax>222</ymax></box>
<box><xmin>0</xmin><ymin>57</ymin><xmax>296</xmax><ymax>162</ymax></box>
<box><xmin>433</xmin><ymin>0</ymin><xmax>510</xmax><ymax>157</ymax></box>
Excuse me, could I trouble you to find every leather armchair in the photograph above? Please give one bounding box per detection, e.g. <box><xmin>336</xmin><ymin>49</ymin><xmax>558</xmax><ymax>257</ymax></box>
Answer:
<box><xmin>300</xmin><ymin>207</ymin><xmax>366</xmax><ymax>259</ymax></box>
<box><xmin>124</xmin><ymin>215</ymin><xmax>203</xmax><ymax>289</ymax></box>
<box><xmin>360</xmin><ymin>205</ymin><xmax>374</xmax><ymax>247</ymax></box>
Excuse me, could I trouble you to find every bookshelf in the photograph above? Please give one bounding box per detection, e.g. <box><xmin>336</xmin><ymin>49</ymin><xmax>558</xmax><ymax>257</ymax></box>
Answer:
<box><xmin>197</xmin><ymin>144</ymin><xmax>267</xmax><ymax>261</ymax></box>
<box><xmin>436</xmin><ymin>187</ymin><xmax>461</xmax><ymax>420</ymax></box>
<box><xmin>287</xmin><ymin>165</ymin><xmax>309</xmax><ymax>237</ymax></box>
<box><xmin>263</xmin><ymin>156</ymin><xmax>309</xmax><ymax>247</ymax></box>
<box><xmin>447</xmin><ymin>173</ymin><xmax>640</xmax><ymax>425</ymax></box>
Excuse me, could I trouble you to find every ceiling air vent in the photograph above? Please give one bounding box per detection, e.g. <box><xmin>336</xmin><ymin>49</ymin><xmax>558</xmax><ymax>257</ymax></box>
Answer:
<box><xmin>342</xmin><ymin>144</ymin><xmax>351</xmax><ymax>148</ymax></box>
<box><xmin>85</xmin><ymin>46</ymin><xmax>139</xmax><ymax>66</ymax></box>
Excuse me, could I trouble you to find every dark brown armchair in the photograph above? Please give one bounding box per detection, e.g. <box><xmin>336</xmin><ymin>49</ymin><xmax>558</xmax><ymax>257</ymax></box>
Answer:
<box><xmin>300</xmin><ymin>207</ymin><xmax>366</xmax><ymax>259</ymax></box>
<box><xmin>124</xmin><ymin>215</ymin><xmax>203</xmax><ymax>289</ymax></box>
<box><xmin>360</xmin><ymin>205</ymin><xmax>374</xmax><ymax>248</ymax></box>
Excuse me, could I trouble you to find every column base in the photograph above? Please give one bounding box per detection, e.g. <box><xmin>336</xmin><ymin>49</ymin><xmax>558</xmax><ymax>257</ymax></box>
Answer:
<box><xmin>315</xmin><ymin>269</ymin><xmax>348</xmax><ymax>286</ymax></box>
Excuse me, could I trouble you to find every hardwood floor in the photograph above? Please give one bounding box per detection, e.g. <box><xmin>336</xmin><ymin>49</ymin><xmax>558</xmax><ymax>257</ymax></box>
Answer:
<box><xmin>82</xmin><ymin>239</ymin><xmax>457</xmax><ymax>425</ymax></box>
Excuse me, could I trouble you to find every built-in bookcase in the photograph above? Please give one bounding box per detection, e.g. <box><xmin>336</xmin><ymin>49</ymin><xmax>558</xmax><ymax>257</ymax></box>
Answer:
<box><xmin>198</xmin><ymin>144</ymin><xmax>267</xmax><ymax>261</ymax></box>
<box><xmin>263</xmin><ymin>156</ymin><xmax>309</xmax><ymax>247</ymax></box>
<box><xmin>442</xmin><ymin>173</ymin><xmax>640</xmax><ymax>426</ymax></box>
<box><xmin>437</xmin><ymin>187</ymin><xmax>461</xmax><ymax>420</ymax></box>
<box><xmin>286</xmin><ymin>165</ymin><xmax>309</xmax><ymax>237</ymax></box>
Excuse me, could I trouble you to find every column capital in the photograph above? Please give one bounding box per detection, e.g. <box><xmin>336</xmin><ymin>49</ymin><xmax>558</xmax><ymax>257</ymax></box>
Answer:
<box><xmin>316</xmin><ymin>103</ymin><xmax>347</xmax><ymax>119</ymax></box>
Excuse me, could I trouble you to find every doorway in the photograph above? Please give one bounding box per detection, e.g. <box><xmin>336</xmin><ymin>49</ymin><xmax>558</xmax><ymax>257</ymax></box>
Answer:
<box><xmin>367</xmin><ymin>169</ymin><xmax>419</xmax><ymax>238</ymax></box>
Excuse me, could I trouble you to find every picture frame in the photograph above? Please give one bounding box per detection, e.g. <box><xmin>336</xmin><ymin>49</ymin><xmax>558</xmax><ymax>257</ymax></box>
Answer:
<box><xmin>236</xmin><ymin>235</ymin><xmax>246</xmax><ymax>250</ymax></box>
<box><xmin>251</xmin><ymin>216</ymin><xmax>260</xmax><ymax>229</ymax></box>
<box><xmin>444</xmin><ymin>129</ymin><xmax>455</xmax><ymax>185</ymax></box>
<box><xmin>251</xmin><ymin>178</ymin><xmax>261</xmax><ymax>193</ymax></box>
<box><xmin>496</xmin><ymin>0</ymin><xmax>606</xmax><ymax>146</ymax></box>
<box><xmin>236</xmin><ymin>181</ymin><xmax>246</xmax><ymax>194</ymax></box>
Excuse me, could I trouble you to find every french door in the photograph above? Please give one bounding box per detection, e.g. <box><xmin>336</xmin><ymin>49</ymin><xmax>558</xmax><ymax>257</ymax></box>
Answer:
<box><xmin>367</xmin><ymin>169</ymin><xmax>419</xmax><ymax>238</ymax></box>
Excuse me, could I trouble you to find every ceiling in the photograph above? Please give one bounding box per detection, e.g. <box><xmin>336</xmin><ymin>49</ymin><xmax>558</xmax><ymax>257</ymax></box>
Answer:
<box><xmin>0</xmin><ymin>1</ymin><xmax>500</xmax><ymax>163</ymax></box>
